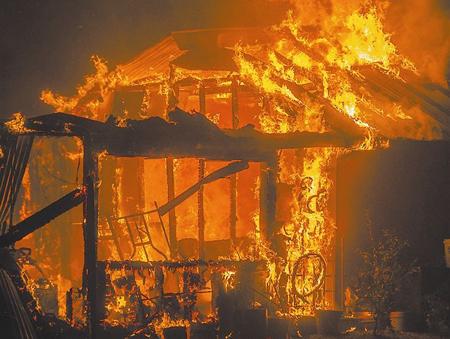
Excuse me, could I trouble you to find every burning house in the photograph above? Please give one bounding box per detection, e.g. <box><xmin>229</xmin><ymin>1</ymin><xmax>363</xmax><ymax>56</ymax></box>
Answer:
<box><xmin>0</xmin><ymin>2</ymin><xmax>449</xmax><ymax>338</ymax></box>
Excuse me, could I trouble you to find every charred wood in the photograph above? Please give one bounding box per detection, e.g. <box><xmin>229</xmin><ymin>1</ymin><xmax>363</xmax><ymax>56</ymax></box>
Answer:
<box><xmin>198</xmin><ymin>84</ymin><xmax>206</xmax><ymax>260</ymax></box>
<box><xmin>260</xmin><ymin>156</ymin><xmax>278</xmax><ymax>242</ymax></box>
<box><xmin>166</xmin><ymin>157</ymin><xmax>177</xmax><ymax>258</ymax></box>
<box><xmin>82</xmin><ymin>143</ymin><xmax>99</xmax><ymax>338</ymax></box>
<box><xmin>230</xmin><ymin>76</ymin><xmax>239</xmax><ymax>242</ymax></box>
<box><xmin>8</xmin><ymin>108</ymin><xmax>360</xmax><ymax>161</ymax></box>
<box><xmin>167</xmin><ymin>79</ymin><xmax>179</xmax><ymax>259</ymax></box>
<box><xmin>0</xmin><ymin>188</ymin><xmax>85</xmax><ymax>247</ymax></box>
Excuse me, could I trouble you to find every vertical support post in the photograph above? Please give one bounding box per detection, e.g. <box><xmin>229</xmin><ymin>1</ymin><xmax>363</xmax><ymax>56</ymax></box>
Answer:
<box><xmin>259</xmin><ymin>154</ymin><xmax>277</xmax><ymax>242</ymax></box>
<box><xmin>83</xmin><ymin>141</ymin><xmax>99</xmax><ymax>338</ymax></box>
<box><xmin>230</xmin><ymin>76</ymin><xmax>238</xmax><ymax>242</ymax></box>
<box><xmin>167</xmin><ymin>73</ymin><xmax>178</xmax><ymax>259</ymax></box>
<box><xmin>198</xmin><ymin>82</ymin><xmax>206</xmax><ymax>259</ymax></box>
<box><xmin>166</xmin><ymin>159</ymin><xmax>176</xmax><ymax>258</ymax></box>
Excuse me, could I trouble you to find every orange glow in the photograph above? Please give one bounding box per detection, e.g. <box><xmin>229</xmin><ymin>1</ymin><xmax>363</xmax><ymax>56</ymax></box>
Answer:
<box><xmin>14</xmin><ymin>0</ymin><xmax>445</xmax><ymax>328</ymax></box>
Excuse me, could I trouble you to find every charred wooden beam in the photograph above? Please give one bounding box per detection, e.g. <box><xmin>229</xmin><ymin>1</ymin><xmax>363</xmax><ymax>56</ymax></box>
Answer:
<box><xmin>166</xmin><ymin>157</ymin><xmax>177</xmax><ymax>259</ymax></box>
<box><xmin>0</xmin><ymin>134</ymin><xmax>34</xmax><ymax>235</ymax></box>
<box><xmin>0</xmin><ymin>188</ymin><xmax>85</xmax><ymax>247</ymax></box>
<box><xmin>82</xmin><ymin>141</ymin><xmax>99</xmax><ymax>339</ymax></box>
<box><xmin>198</xmin><ymin>158</ymin><xmax>205</xmax><ymax>259</ymax></box>
<box><xmin>260</xmin><ymin>155</ymin><xmax>278</xmax><ymax>241</ymax></box>
<box><xmin>12</xmin><ymin>110</ymin><xmax>360</xmax><ymax>161</ymax></box>
<box><xmin>198</xmin><ymin>83</ymin><xmax>206</xmax><ymax>259</ymax></box>
<box><xmin>230</xmin><ymin>76</ymin><xmax>239</xmax><ymax>242</ymax></box>
<box><xmin>66</xmin><ymin>289</ymin><xmax>73</xmax><ymax>323</ymax></box>
<box><xmin>167</xmin><ymin>78</ymin><xmax>178</xmax><ymax>259</ymax></box>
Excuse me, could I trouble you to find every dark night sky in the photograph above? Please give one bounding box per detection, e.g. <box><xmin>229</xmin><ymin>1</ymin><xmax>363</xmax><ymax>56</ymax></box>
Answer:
<box><xmin>0</xmin><ymin>0</ymin><xmax>286</xmax><ymax>118</ymax></box>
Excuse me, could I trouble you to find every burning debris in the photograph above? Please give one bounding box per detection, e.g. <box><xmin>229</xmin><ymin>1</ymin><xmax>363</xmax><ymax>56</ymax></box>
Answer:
<box><xmin>0</xmin><ymin>1</ymin><xmax>449</xmax><ymax>338</ymax></box>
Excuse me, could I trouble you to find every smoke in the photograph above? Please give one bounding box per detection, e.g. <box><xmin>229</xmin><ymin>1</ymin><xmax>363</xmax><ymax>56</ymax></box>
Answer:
<box><xmin>384</xmin><ymin>0</ymin><xmax>449</xmax><ymax>85</ymax></box>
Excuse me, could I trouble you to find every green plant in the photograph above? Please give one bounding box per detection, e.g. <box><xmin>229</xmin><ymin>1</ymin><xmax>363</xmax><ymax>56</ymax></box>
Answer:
<box><xmin>354</xmin><ymin>226</ymin><xmax>417</xmax><ymax>335</ymax></box>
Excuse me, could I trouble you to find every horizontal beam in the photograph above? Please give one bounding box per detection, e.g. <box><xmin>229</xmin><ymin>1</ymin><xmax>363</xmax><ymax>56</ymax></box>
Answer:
<box><xmin>3</xmin><ymin>109</ymin><xmax>360</xmax><ymax>161</ymax></box>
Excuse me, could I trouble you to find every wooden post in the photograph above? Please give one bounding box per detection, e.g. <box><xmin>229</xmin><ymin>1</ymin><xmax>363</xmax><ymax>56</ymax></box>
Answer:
<box><xmin>259</xmin><ymin>154</ymin><xmax>277</xmax><ymax>241</ymax></box>
<box><xmin>166</xmin><ymin>74</ymin><xmax>178</xmax><ymax>259</ymax></box>
<box><xmin>166</xmin><ymin>158</ymin><xmax>177</xmax><ymax>258</ymax></box>
<box><xmin>230</xmin><ymin>76</ymin><xmax>238</xmax><ymax>242</ymax></box>
<box><xmin>198</xmin><ymin>82</ymin><xmax>206</xmax><ymax>259</ymax></box>
<box><xmin>83</xmin><ymin>141</ymin><xmax>99</xmax><ymax>338</ymax></box>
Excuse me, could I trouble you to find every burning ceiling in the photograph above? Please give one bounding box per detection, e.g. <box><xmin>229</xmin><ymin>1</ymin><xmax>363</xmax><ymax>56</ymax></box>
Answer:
<box><xmin>0</xmin><ymin>1</ymin><xmax>449</xmax><ymax>338</ymax></box>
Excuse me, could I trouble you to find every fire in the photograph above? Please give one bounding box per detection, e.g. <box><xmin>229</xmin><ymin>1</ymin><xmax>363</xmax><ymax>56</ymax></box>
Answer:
<box><xmin>328</xmin><ymin>7</ymin><xmax>401</xmax><ymax>70</ymax></box>
<box><xmin>153</xmin><ymin>313</ymin><xmax>189</xmax><ymax>337</ymax></box>
<box><xmin>283</xmin><ymin>148</ymin><xmax>335</xmax><ymax>314</ymax></box>
<box><xmin>229</xmin><ymin>1</ymin><xmax>434</xmax><ymax>315</ymax></box>
<box><xmin>5</xmin><ymin>112</ymin><xmax>32</xmax><ymax>134</ymax></box>
<box><xmin>40</xmin><ymin>55</ymin><xmax>129</xmax><ymax>119</ymax></box>
<box><xmin>11</xmin><ymin>0</ymin><xmax>444</xmax><ymax>331</ymax></box>
<box><xmin>103</xmin><ymin>265</ymin><xmax>142</xmax><ymax>325</ymax></box>
<box><xmin>221</xmin><ymin>269</ymin><xmax>237</xmax><ymax>292</ymax></box>
<box><xmin>54</xmin><ymin>274</ymin><xmax>72</xmax><ymax>318</ymax></box>
<box><xmin>62</xmin><ymin>137</ymin><xmax>83</xmax><ymax>161</ymax></box>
